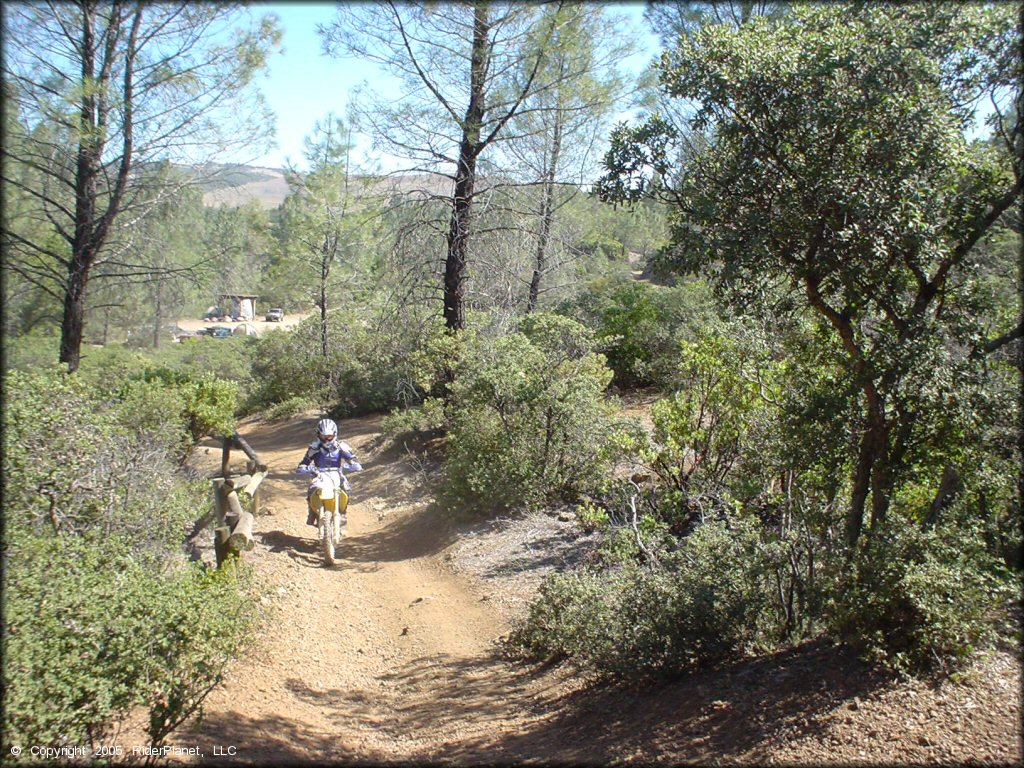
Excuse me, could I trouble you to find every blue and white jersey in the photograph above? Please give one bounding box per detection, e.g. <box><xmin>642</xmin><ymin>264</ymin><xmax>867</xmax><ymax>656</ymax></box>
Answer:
<box><xmin>299</xmin><ymin>439</ymin><xmax>362</xmax><ymax>472</ymax></box>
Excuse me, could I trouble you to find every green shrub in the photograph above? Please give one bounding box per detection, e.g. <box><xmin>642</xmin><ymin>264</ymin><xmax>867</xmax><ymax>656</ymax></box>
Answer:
<box><xmin>150</xmin><ymin>335</ymin><xmax>257</xmax><ymax>396</ymax></box>
<box><xmin>2</xmin><ymin>370</ymin><xmax>117</xmax><ymax>530</ymax></box>
<box><xmin>382</xmin><ymin>396</ymin><xmax>447</xmax><ymax>436</ymax></box>
<box><xmin>829</xmin><ymin>521</ymin><xmax>1015</xmax><ymax>674</ymax></box>
<box><xmin>115</xmin><ymin>377</ymin><xmax>192</xmax><ymax>455</ymax></box>
<box><xmin>3</xmin><ymin>369</ymin><xmax>210</xmax><ymax>550</ymax></box>
<box><xmin>640</xmin><ymin>329</ymin><xmax>779</xmax><ymax>530</ymax></box>
<box><xmin>248</xmin><ymin>313</ymin><xmax>443</xmax><ymax>417</ymax></box>
<box><xmin>509</xmin><ymin>570</ymin><xmax>618</xmax><ymax>665</ymax></box>
<box><xmin>443</xmin><ymin>314</ymin><xmax>620</xmax><ymax>513</ymax></box>
<box><xmin>2</xmin><ymin>368</ymin><xmax>256</xmax><ymax>751</ymax></box>
<box><xmin>0</xmin><ymin>331</ymin><xmax>63</xmax><ymax>373</ymax></box>
<box><xmin>576</xmin><ymin>232</ymin><xmax>625</xmax><ymax>261</ymax></box>
<box><xmin>130</xmin><ymin>367</ymin><xmax>238</xmax><ymax>442</ymax></box>
<box><xmin>248</xmin><ymin>317</ymin><xmax>329</xmax><ymax>407</ymax></box>
<box><xmin>2</xmin><ymin>535</ymin><xmax>256</xmax><ymax>751</ymax></box>
<box><xmin>561</xmin><ymin>278</ymin><xmax>717</xmax><ymax>389</ymax></box>
<box><xmin>181</xmin><ymin>373</ymin><xmax>238</xmax><ymax>441</ymax></box>
<box><xmin>510</xmin><ymin>517</ymin><xmax>778</xmax><ymax>679</ymax></box>
<box><xmin>262</xmin><ymin>395</ymin><xmax>321</xmax><ymax>420</ymax></box>
<box><xmin>77</xmin><ymin>343</ymin><xmax>153</xmax><ymax>390</ymax></box>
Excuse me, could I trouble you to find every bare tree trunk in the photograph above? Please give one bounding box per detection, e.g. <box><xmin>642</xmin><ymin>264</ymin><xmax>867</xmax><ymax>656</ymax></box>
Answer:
<box><xmin>153</xmin><ymin>281</ymin><xmax>163</xmax><ymax>349</ymax></box>
<box><xmin>443</xmin><ymin>3</ymin><xmax>488</xmax><ymax>332</ymax></box>
<box><xmin>923</xmin><ymin>464</ymin><xmax>961</xmax><ymax>529</ymax></box>
<box><xmin>803</xmin><ymin>270</ymin><xmax>895</xmax><ymax>549</ymax></box>
<box><xmin>61</xmin><ymin>6</ymin><xmax>101</xmax><ymax>371</ymax></box>
<box><xmin>526</xmin><ymin>112</ymin><xmax>563</xmax><ymax>314</ymax></box>
<box><xmin>320</xmin><ymin>244</ymin><xmax>329</xmax><ymax>359</ymax></box>
<box><xmin>60</xmin><ymin>260</ymin><xmax>91</xmax><ymax>371</ymax></box>
<box><xmin>59</xmin><ymin>3</ymin><xmax>141</xmax><ymax>372</ymax></box>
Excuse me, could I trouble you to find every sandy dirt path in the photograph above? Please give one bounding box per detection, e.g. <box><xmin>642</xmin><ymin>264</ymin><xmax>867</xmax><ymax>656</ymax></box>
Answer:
<box><xmin>175</xmin><ymin>414</ymin><xmax>576</xmax><ymax>765</ymax></box>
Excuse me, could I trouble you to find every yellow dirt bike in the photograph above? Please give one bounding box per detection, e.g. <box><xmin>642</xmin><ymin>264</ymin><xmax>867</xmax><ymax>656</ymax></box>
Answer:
<box><xmin>296</xmin><ymin>465</ymin><xmax>352</xmax><ymax>565</ymax></box>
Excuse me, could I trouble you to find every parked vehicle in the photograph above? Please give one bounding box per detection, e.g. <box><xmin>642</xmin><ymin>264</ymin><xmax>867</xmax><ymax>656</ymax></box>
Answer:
<box><xmin>265</xmin><ymin>308</ymin><xmax>284</xmax><ymax>322</ymax></box>
<box><xmin>203</xmin><ymin>306</ymin><xmax>227</xmax><ymax>321</ymax></box>
<box><xmin>207</xmin><ymin>325</ymin><xmax>233</xmax><ymax>338</ymax></box>
<box><xmin>295</xmin><ymin>461</ymin><xmax>361</xmax><ymax>566</ymax></box>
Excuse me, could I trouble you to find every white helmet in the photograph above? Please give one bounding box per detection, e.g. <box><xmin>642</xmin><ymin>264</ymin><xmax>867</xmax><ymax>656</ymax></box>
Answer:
<box><xmin>317</xmin><ymin>418</ymin><xmax>338</xmax><ymax>441</ymax></box>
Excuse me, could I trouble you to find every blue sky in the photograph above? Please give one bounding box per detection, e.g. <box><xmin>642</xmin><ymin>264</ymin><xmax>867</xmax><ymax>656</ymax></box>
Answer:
<box><xmin>246</xmin><ymin>2</ymin><xmax>661</xmax><ymax>171</ymax></box>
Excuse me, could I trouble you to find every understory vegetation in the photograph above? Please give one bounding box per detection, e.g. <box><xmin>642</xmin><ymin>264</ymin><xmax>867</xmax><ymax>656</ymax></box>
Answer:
<box><xmin>2</xmin><ymin>0</ymin><xmax>1020</xmax><ymax>752</ymax></box>
<box><xmin>1</xmin><ymin>368</ymin><xmax>257</xmax><ymax>751</ymax></box>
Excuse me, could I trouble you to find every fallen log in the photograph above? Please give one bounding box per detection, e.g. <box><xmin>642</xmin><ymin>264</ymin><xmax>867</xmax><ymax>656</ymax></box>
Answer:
<box><xmin>241</xmin><ymin>470</ymin><xmax>267</xmax><ymax>497</ymax></box>
<box><xmin>225</xmin><ymin>489</ymin><xmax>245</xmax><ymax>527</ymax></box>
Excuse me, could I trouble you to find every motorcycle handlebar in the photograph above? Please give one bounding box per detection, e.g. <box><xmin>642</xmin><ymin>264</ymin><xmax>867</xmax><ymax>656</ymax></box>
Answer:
<box><xmin>296</xmin><ymin>463</ymin><xmax>362</xmax><ymax>475</ymax></box>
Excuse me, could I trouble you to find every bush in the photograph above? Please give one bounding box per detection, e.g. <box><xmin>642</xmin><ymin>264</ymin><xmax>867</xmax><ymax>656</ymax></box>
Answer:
<box><xmin>129</xmin><ymin>367</ymin><xmax>238</xmax><ymax>443</ymax></box>
<box><xmin>510</xmin><ymin>517</ymin><xmax>778</xmax><ymax>679</ymax></box>
<box><xmin>262</xmin><ymin>395</ymin><xmax>321</xmax><ymax>421</ymax></box>
<box><xmin>248</xmin><ymin>313</ymin><xmax>443</xmax><ymax>417</ymax></box>
<box><xmin>1</xmin><ymin>368</ymin><xmax>257</xmax><ymax>750</ymax></box>
<box><xmin>0</xmin><ymin>331</ymin><xmax>63</xmax><ymax>373</ymax></box>
<box><xmin>829</xmin><ymin>521</ymin><xmax>1015</xmax><ymax>674</ymax></box>
<box><xmin>443</xmin><ymin>314</ymin><xmax>621</xmax><ymax>513</ymax></box>
<box><xmin>381</xmin><ymin>396</ymin><xmax>447</xmax><ymax>436</ymax></box>
<box><xmin>510</xmin><ymin>570</ymin><xmax>618</xmax><ymax>665</ymax></box>
<box><xmin>115</xmin><ymin>377</ymin><xmax>193</xmax><ymax>455</ymax></box>
<box><xmin>247</xmin><ymin>317</ymin><xmax>329</xmax><ymax>407</ymax></box>
<box><xmin>2</xmin><ymin>535</ymin><xmax>257</xmax><ymax>751</ymax></box>
<box><xmin>3</xmin><ymin>369</ymin><xmax>215</xmax><ymax>549</ymax></box>
<box><xmin>3</xmin><ymin>370</ymin><xmax>117</xmax><ymax>532</ymax></box>
<box><xmin>150</xmin><ymin>335</ymin><xmax>257</xmax><ymax>397</ymax></box>
<box><xmin>561</xmin><ymin>278</ymin><xmax>717</xmax><ymax>389</ymax></box>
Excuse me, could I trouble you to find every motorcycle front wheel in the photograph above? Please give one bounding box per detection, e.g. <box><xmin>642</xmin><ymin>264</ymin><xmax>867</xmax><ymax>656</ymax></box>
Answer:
<box><xmin>333</xmin><ymin>510</ymin><xmax>345</xmax><ymax>545</ymax></box>
<box><xmin>320</xmin><ymin>508</ymin><xmax>337</xmax><ymax>566</ymax></box>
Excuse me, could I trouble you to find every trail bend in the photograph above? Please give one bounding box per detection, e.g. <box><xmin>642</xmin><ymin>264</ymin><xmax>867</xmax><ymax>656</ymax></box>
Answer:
<box><xmin>177</xmin><ymin>413</ymin><xmax>574</xmax><ymax>765</ymax></box>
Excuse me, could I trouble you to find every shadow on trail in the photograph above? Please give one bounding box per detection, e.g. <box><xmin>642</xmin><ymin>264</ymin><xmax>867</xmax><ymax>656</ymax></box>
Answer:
<box><xmin>280</xmin><ymin>653</ymin><xmax>555</xmax><ymax>763</ymax></box>
<box><xmin>257</xmin><ymin>529</ymin><xmax>323</xmax><ymax>568</ymax></box>
<box><xmin>434</xmin><ymin>640</ymin><xmax>889</xmax><ymax>765</ymax></box>
<box><xmin>340</xmin><ymin>502</ymin><xmax>457</xmax><ymax>571</ymax></box>
<box><xmin>215</xmin><ymin>640</ymin><xmax>890</xmax><ymax>764</ymax></box>
<box><xmin>182</xmin><ymin>708</ymin><xmax>385</xmax><ymax>766</ymax></box>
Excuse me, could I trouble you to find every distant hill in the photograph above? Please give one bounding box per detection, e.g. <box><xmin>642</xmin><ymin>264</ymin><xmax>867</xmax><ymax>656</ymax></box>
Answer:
<box><xmin>197</xmin><ymin>163</ymin><xmax>459</xmax><ymax>210</ymax></box>
<box><xmin>200</xmin><ymin>165</ymin><xmax>290</xmax><ymax>210</ymax></box>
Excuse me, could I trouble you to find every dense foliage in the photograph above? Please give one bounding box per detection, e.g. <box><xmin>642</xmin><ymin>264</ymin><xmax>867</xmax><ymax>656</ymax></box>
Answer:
<box><xmin>1</xmin><ymin>368</ymin><xmax>256</xmax><ymax>750</ymax></box>
<box><xmin>514</xmin><ymin>1</ymin><xmax>1023</xmax><ymax>680</ymax></box>
<box><xmin>599</xmin><ymin>3</ymin><xmax>1021</xmax><ymax>548</ymax></box>
<box><xmin>443</xmin><ymin>314</ymin><xmax>626</xmax><ymax>512</ymax></box>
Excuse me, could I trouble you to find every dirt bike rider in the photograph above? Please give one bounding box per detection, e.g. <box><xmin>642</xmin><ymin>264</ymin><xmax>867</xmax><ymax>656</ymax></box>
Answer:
<box><xmin>296</xmin><ymin>418</ymin><xmax>362</xmax><ymax>526</ymax></box>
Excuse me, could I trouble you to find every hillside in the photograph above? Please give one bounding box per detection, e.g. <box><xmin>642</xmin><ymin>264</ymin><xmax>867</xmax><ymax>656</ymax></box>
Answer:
<box><xmin>200</xmin><ymin>165</ymin><xmax>291</xmax><ymax>210</ymax></box>
<box><xmin>196</xmin><ymin>163</ymin><xmax>494</xmax><ymax>210</ymax></box>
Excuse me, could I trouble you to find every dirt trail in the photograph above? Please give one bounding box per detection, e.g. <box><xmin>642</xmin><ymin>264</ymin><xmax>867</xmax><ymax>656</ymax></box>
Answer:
<box><xmin>177</xmin><ymin>414</ymin><xmax>575</xmax><ymax>765</ymax></box>
<box><xmin>171</xmin><ymin>413</ymin><xmax>1021</xmax><ymax>766</ymax></box>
